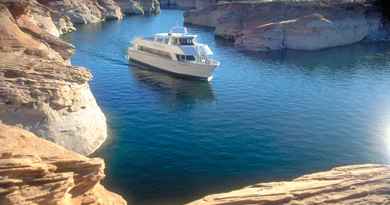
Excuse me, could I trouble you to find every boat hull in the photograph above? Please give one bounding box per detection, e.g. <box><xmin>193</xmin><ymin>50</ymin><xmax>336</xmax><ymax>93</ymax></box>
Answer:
<box><xmin>128</xmin><ymin>48</ymin><xmax>218</xmax><ymax>81</ymax></box>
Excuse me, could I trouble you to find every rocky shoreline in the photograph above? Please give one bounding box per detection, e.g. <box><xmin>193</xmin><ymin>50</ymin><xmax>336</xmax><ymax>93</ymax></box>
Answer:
<box><xmin>187</xmin><ymin>164</ymin><xmax>390</xmax><ymax>205</ymax></box>
<box><xmin>184</xmin><ymin>0</ymin><xmax>390</xmax><ymax>51</ymax></box>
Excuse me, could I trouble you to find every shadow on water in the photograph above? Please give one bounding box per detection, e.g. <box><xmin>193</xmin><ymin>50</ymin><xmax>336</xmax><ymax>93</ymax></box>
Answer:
<box><xmin>129</xmin><ymin>65</ymin><xmax>216</xmax><ymax>108</ymax></box>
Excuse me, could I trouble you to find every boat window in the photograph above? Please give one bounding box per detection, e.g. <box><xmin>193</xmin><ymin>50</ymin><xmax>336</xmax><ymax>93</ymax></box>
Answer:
<box><xmin>176</xmin><ymin>55</ymin><xmax>184</xmax><ymax>61</ymax></box>
<box><xmin>176</xmin><ymin>54</ymin><xmax>195</xmax><ymax>61</ymax></box>
<box><xmin>185</xmin><ymin>55</ymin><xmax>195</xmax><ymax>61</ymax></box>
<box><xmin>179</xmin><ymin>38</ymin><xmax>194</xmax><ymax>45</ymax></box>
<box><xmin>139</xmin><ymin>46</ymin><xmax>171</xmax><ymax>59</ymax></box>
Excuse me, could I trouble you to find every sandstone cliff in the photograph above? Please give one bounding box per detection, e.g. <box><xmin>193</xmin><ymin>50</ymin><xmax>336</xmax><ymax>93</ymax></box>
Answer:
<box><xmin>33</xmin><ymin>0</ymin><xmax>159</xmax><ymax>30</ymax></box>
<box><xmin>160</xmin><ymin>0</ymin><xmax>216</xmax><ymax>10</ymax></box>
<box><xmin>184</xmin><ymin>0</ymin><xmax>389</xmax><ymax>51</ymax></box>
<box><xmin>0</xmin><ymin>123</ymin><xmax>126</xmax><ymax>205</ymax></box>
<box><xmin>0</xmin><ymin>2</ymin><xmax>107</xmax><ymax>155</ymax></box>
<box><xmin>187</xmin><ymin>164</ymin><xmax>390</xmax><ymax>205</ymax></box>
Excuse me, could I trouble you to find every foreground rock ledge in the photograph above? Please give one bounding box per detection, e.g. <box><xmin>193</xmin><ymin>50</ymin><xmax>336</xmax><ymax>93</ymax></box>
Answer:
<box><xmin>0</xmin><ymin>123</ymin><xmax>126</xmax><ymax>205</ymax></box>
<box><xmin>187</xmin><ymin>164</ymin><xmax>390</xmax><ymax>205</ymax></box>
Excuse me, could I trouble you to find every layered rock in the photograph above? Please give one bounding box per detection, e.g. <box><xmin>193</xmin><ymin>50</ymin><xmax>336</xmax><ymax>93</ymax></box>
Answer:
<box><xmin>37</xmin><ymin>0</ymin><xmax>122</xmax><ymax>24</ymax></box>
<box><xmin>0</xmin><ymin>2</ymin><xmax>107</xmax><ymax>155</ymax></box>
<box><xmin>98</xmin><ymin>0</ymin><xmax>124</xmax><ymax>20</ymax></box>
<box><xmin>115</xmin><ymin>0</ymin><xmax>143</xmax><ymax>15</ymax></box>
<box><xmin>184</xmin><ymin>0</ymin><xmax>388</xmax><ymax>51</ymax></box>
<box><xmin>140</xmin><ymin>0</ymin><xmax>160</xmax><ymax>15</ymax></box>
<box><xmin>1</xmin><ymin>0</ymin><xmax>60</xmax><ymax>36</ymax></box>
<box><xmin>160</xmin><ymin>0</ymin><xmax>216</xmax><ymax>10</ymax></box>
<box><xmin>115</xmin><ymin>0</ymin><xmax>160</xmax><ymax>15</ymax></box>
<box><xmin>187</xmin><ymin>164</ymin><xmax>390</xmax><ymax>205</ymax></box>
<box><xmin>0</xmin><ymin>123</ymin><xmax>126</xmax><ymax>205</ymax></box>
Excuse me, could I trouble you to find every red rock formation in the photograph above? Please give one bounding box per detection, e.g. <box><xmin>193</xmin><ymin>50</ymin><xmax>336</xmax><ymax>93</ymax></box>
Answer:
<box><xmin>0</xmin><ymin>2</ymin><xmax>107</xmax><ymax>155</ymax></box>
<box><xmin>187</xmin><ymin>164</ymin><xmax>390</xmax><ymax>205</ymax></box>
<box><xmin>0</xmin><ymin>123</ymin><xmax>126</xmax><ymax>205</ymax></box>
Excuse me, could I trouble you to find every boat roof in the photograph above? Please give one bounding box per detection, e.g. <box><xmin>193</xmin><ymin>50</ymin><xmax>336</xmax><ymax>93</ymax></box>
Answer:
<box><xmin>154</xmin><ymin>32</ymin><xmax>197</xmax><ymax>38</ymax></box>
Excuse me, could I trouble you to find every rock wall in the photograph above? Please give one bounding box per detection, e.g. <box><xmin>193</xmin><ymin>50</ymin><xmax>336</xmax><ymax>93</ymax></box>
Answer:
<box><xmin>0</xmin><ymin>123</ymin><xmax>127</xmax><ymax>205</ymax></box>
<box><xmin>187</xmin><ymin>164</ymin><xmax>390</xmax><ymax>205</ymax></box>
<box><xmin>141</xmin><ymin>0</ymin><xmax>160</xmax><ymax>15</ymax></box>
<box><xmin>32</xmin><ymin>0</ymin><xmax>160</xmax><ymax>27</ymax></box>
<box><xmin>184</xmin><ymin>0</ymin><xmax>388</xmax><ymax>51</ymax></box>
<box><xmin>160</xmin><ymin>0</ymin><xmax>216</xmax><ymax>10</ymax></box>
<box><xmin>0</xmin><ymin>2</ymin><xmax>107</xmax><ymax>155</ymax></box>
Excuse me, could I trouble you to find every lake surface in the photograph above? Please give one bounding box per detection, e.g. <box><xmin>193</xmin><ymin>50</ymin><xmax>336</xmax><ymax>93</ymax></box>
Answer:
<box><xmin>64</xmin><ymin>10</ymin><xmax>390</xmax><ymax>205</ymax></box>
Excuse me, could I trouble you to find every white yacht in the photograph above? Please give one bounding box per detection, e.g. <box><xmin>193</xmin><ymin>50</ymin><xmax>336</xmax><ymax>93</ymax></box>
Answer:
<box><xmin>128</xmin><ymin>27</ymin><xmax>220</xmax><ymax>81</ymax></box>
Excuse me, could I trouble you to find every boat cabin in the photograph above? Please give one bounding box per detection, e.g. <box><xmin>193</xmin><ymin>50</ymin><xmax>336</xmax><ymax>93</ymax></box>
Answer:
<box><xmin>134</xmin><ymin>27</ymin><xmax>214</xmax><ymax>64</ymax></box>
<box><xmin>153</xmin><ymin>33</ymin><xmax>197</xmax><ymax>46</ymax></box>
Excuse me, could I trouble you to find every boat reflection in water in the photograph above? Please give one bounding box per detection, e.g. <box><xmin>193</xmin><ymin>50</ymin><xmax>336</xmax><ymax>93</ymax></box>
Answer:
<box><xmin>130</xmin><ymin>65</ymin><xmax>215</xmax><ymax>109</ymax></box>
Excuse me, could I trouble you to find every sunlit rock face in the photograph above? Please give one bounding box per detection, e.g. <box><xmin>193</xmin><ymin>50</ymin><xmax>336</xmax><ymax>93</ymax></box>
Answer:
<box><xmin>98</xmin><ymin>0</ymin><xmax>124</xmax><ymax>20</ymax></box>
<box><xmin>184</xmin><ymin>0</ymin><xmax>388</xmax><ymax>51</ymax></box>
<box><xmin>39</xmin><ymin>0</ymin><xmax>116</xmax><ymax>24</ymax></box>
<box><xmin>0</xmin><ymin>2</ymin><xmax>108</xmax><ymax>155</ymax></box>
<box><xmin>236</xmin><ymin>13</ymin><xmax>370</xmax><ymax>51</ymax></box>
<box><xmin>1</xmin><ymin>0</ymin><xmax>61</xmax><ymax>37</ymax></box>
<box><xmin>0</xmin><ymin>123</ymin><xmax>126</xmax><ymax>205</ymax></box>
<box><xmin>187</xmin><ymin>164</ymin><xmax>390</xmax><ymax>205</ymax></box>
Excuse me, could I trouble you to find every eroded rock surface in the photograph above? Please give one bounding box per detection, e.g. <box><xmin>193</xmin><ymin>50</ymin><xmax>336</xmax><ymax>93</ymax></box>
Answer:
<box><xmin>160</xmin><ymin>0</ymin><xmax>216</xmax><ymax>9</ymax></box>
<box><xmin>0</xmin><ymin>2</ymin><xmax>107</xmax><ymax>155</ymax></box>
<box><xmin>184</xmin><ymin>0</ymin><xmax>388</xmax><ymax>51</ymax></box>
<box><xmin>115</xmin><ymin>0</ymin><xmax>160</xmax><ymax>15</ymax></box>
<box><xmin>187</xmin><ymin>164</ymin><xmax>390</xmax><ymax>205</ymax></box>
<box><xmin>0</xmin><ymin>123</ymin><xmax>126</xmax><ymax>205</ymax></box>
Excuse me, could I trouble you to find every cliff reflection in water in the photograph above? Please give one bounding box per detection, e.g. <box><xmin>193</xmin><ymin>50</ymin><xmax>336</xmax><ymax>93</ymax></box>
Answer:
<box><xmin>242</xmin><ymin>42</ymin><xmax>390</xmax><ymax>72</ymax></box>
<box><xmin>129</xmin><ymin>66</ymin><xmax>215</xmax><ymax>108</ymax></box>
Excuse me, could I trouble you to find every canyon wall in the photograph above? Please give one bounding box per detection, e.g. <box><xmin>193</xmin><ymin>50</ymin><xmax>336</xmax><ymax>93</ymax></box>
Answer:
<box><xmin>184</xmin><ymin>0</ymin><xmax>389</xmax><ymax>51</ymax></box>
<box><xmin>160</xmin><ymin>0</ymin><xmax>216</xmax><ymax>10</ymax></box>
<box><xmin>0</xmin><ymin>123</ymin><xmax>127</xmax><ymax>205</ymax></box>
<box><xmin>187</xmin><ymin>164</ymin><xmax>390</xmax><ymax>205</ymax></box>
<box><xmin>0</xmin><ymin>0</ymin><xmax>109</xmax><ymax>155</ymax></box>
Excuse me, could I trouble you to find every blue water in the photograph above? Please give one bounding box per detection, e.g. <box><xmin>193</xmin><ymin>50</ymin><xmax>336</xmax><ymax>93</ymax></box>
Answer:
<box><xmin>63</xmin><ymin>10</ymin><xmax>390</xmax><ymax>205</ymax></box>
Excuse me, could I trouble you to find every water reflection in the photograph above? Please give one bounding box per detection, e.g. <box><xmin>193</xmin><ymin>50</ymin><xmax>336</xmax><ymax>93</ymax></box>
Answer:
<box><xmin>241</xmin><ymin>42</ymin><xmax>390</xmax><ymax>71</ymax></box>
<box><xmin>130</xmin><ymin>65</ymin><xmax>215</xmax><ymax>108</ymax></box>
